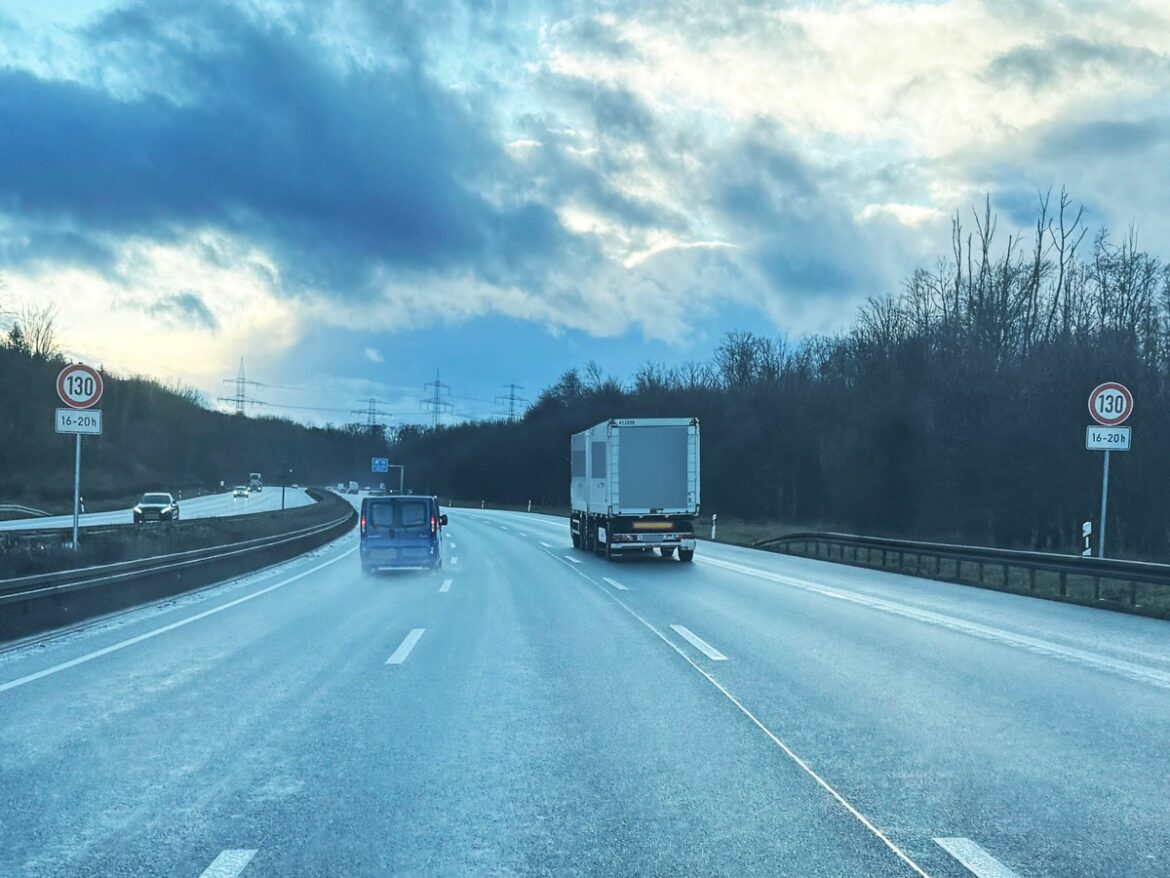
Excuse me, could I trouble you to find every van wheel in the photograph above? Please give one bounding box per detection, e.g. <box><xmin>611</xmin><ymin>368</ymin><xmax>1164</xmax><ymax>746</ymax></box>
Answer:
<box><xmin>678</xmin><ymin>549</ymin><xmax>694</xmax><ymax>562</ymax></box>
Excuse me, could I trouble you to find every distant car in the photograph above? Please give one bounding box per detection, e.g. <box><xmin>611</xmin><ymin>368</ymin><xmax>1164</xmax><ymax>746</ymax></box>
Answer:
<box><xmin>291</xmin><ymin>483</ymin><xmax>299</xmax><ymax>489</ymax></box>
<box><xmin>232</xmin><ymin>486</ymin><xmax>249</xmax><ymax>498</ymax></box>
<box><xmin>360</xmin><ymin>495</ymin><xmax>447</xmax><ymax>574</ymax></box>
<box><xmin>133</xmin><ymin>492</ymin><xmax>180</xmax><ymax>523</ymax></box>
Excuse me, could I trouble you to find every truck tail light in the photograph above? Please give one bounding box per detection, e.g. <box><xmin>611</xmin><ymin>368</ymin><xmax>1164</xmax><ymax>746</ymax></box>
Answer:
<box><xmin>430</xmin><ymin>514</ymin><xmax>437</xmax><ymax>535</ymax></box>
<box><xmin>360</xmin><ymin>515</ymin><xmax>366</xmax><ymax>534</ymax></box>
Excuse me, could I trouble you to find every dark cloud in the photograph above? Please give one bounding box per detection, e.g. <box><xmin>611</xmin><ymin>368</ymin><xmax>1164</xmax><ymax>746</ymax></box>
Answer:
<box><xmin>713</xmin><ymin>125</ymin><xmax>867</xmax><ymax>298</ymax></box>
<box><xmin>557</xmin><ymin>16</ymin><xmax>635</xmax><ymax>58</ymax></box>
<box><xmin>148</xmin><ymin>291</ymin><xmax>219</xmax><ymax>330</ymax></box>
<box><xmin>1037</xmin><ymin>116</ymin><xmax>1169</xmax><ymax>157</ymax></box>
<box><xmin>0</xmin><ymin>0</ymin><xmax>577</xmax><ymax>297</ymax></box>
<box><xmin>983</xmin><ymin>35</ymin><xmax>1167</xmax><ymax>90</ymax></box>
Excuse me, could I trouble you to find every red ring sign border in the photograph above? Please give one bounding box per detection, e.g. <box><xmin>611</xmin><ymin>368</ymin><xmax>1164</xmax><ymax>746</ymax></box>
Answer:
<box><xmin>1087</xmin><ymin>381</ymin><xmax>1133</xmax><ymax>427</ymax></box>
<box><xmin>57</xmin><ymin>364</ymin><xmax>104</xmax><ymax>409</ymax></box>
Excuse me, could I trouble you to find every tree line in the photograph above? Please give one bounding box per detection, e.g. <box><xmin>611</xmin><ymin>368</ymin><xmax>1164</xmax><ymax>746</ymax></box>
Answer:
<box><xmin>393</xmin><ymin>190</ymin><xmax>1170</xmax><ymax>560</ymax></box>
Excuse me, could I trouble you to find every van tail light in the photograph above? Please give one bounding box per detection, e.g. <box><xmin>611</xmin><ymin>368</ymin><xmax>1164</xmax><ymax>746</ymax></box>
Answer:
<box><xmin>360</xmin><ymin>515</ymin><xmax>366</xmax><ymax>534</ymax></box>
<box><xmin>430</xmin><ymin>514</ymin><xmax>437</xmax><ymax>535</ymax></box>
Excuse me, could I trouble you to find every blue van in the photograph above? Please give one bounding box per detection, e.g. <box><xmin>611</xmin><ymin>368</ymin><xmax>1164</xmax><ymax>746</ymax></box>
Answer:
<box><xmin>360</xmin><ymin>495</ymin><xmax>447</xmax><ymax>574</ymax></box>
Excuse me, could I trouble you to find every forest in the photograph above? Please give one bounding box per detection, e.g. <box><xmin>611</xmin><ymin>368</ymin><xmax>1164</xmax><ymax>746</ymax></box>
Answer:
<box><xmin>392</xmin><ymin>191</ymin><xmax>1170</xmax><ymax>559</ymax></box>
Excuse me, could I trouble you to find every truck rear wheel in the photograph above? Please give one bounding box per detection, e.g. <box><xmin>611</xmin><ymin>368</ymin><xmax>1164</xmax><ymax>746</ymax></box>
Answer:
<box><xmin>571</xmin><ymin>532</ymin><xmax>581</xmax><ymax>549</ymax></box>
<box><xmin>678</xmin><ymin>548</ymin><xmax>694</xmax><ymax>562</ymax></box>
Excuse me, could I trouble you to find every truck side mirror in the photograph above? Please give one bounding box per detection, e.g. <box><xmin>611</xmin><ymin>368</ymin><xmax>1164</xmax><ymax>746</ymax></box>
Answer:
<box><xmin>440</xmin><ymin>514</ymin><xmax>448</xmax><ymax>526</ymax></box>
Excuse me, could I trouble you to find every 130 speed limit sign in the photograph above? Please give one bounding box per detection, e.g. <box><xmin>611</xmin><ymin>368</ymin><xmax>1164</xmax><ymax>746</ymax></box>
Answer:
<box><xmin>57</xmin><ymin>364</ymin><xmax>104</xmax><ymax>409</ymax></box>
<box><xmin>1088</xmin><ymin>382</ymin><xmax>1132</xmax><ymax>427</ymax></box>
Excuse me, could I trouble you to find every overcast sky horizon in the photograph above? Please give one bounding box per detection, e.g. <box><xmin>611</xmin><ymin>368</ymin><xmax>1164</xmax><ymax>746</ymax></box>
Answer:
<box><xmin>3</xmin><ymin>0</ymin><xmax>1169</xmax><ymax>427</ymax></box>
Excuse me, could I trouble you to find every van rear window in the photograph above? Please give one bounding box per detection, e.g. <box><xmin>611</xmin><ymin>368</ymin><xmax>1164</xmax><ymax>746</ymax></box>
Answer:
<box><xmin>368</xmin><ymin>499</ymin><xmax>430</xmax><ymax>527</ymax></box>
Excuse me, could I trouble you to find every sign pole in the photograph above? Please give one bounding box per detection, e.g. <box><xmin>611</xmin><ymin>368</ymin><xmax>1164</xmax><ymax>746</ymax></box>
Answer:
<box><xmin>1098</xmin><ymin>449</ymin><xmax>1110</xmax><ymax>558</ymax></box>
<box><xmin>72</xmin><ymin>433</ymin><xmax>82</xmax><ymax>549</ymax></box>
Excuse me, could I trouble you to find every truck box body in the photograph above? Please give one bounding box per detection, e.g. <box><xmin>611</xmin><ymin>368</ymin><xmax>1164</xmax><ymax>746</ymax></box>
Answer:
<box><xmin>570</xmin><ymin>418</ymin><xmax>700</xmax><ymax>560</ymax></box>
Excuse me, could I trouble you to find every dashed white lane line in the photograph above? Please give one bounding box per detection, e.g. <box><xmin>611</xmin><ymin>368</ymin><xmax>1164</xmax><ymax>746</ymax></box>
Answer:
<box><xmin>602</xmin><ymin>576</ymin><xmax>629</xmax><ymax>592</ymax></box>
<box><xmin>0</xmin><ymin>548</ymin><xmax>356</xmax><ymax>695</ymax></box>
<box><xmin>518</xmin><ymin>532</ymin><xmax>528</xmax><ymax>537</ymax></box>
<box><xmin>198</xmin><ymin>849</ymin><xmax>257</xmax><ymax>878</ymax></box>
<box><xmin>386</xmin><ymin>629</ymin><xmax>425</xmax><ymax>665</ymax></box>
<box><xmin>540</xmin><ymin>541</ymin><xmax>553</xmax><ymax>548</ymax></box>
<box><xmin>450</xmin><ymin>556</ymin><xmax>459</xmax><ymax>566</ymax></box>
<box><xmin>439</xmin><ymin>578</ymin><xmax>453</xmax><ymax>593</ymax></box>
<box><xmin>563</xmin><ymin>555</ymin><xmax>582</xmax><ymax>564</ymax></box>
<box><xmin>449</xmin><ymin>541</ymin><xmax>456</xmax><ymax>548</ymax></box>
<box><xmin>547</xmin><ymin>553</ymin><xmax>931</xmax><ymax>878</ymax></box>
<box><xmin>670</xmin><ymin>624</ymin><xmax>729</xmax><ymax>661</ymax></box>
<box><xmin>934</xmin><ymin>838</ymin><xmax>1021</xmax><ymax>878</ymax></box>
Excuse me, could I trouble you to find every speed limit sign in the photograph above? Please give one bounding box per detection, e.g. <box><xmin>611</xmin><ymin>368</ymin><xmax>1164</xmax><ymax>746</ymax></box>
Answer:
<box><xmin>1088</xmin><ymin>382</ymin><xmax>1132</xmax><ymax>427</ymax></box>
<box><xmin>57</xmin><ymin>364</ymin><xmax>104</xmax><ymax>409</ymax></box>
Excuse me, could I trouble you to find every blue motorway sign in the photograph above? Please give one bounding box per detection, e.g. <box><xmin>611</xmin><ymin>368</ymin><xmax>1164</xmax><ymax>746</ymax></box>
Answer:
<box><xmin>371</xmin><ymin>457</ymin><xmax>389</xmax><ymax>473</ymax></box>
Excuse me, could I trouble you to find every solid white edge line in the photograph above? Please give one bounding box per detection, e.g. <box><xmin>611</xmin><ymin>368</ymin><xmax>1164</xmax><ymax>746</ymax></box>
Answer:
<box><xmin>601</xmin><ymin>576</ymin><xmax>628</xmax><ymax>591</ymax></box>
<box><xmin>439</xmin><ymin>578</ymin><xmax>453</xmax><ymax>593</ymax></box>
<box><xmin>563</xmin><ymin>555</ymin><xmax>582</xmax><ymax>564</ymax></box>
<box><xmin>934</xmin><ymin>838</ymin><xmax>1021</xmax><ymax>878</ymax></box>
<box><xmin>198</xmin><ymin>849</ymin><xmax>258</xmax><ymax>878</ymax></box>
<box><xmin>540</xmin><ymin>547</ymin><xmax>933</xmax><ymax>878</ymax></box>
<box><xmin>670</xmin><ymin>624</ymin><xmax>729</xmax><ymax>661</ymax></box>
<box><xmin>0</xmin><ymin>547</ymin><xmax>357</xmax><ymax>694</ymax></box>
<box><xmin>386</xmin><ymin>628</ymin><xmax>425</xmax><ymax>665</ymax></box>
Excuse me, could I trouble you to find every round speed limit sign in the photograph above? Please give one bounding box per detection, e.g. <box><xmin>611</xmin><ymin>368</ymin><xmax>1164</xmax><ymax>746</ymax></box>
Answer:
<box><xmin>1088</xmin><ymin>381</ymin><xmax>1132</xmax><ymax>426</ymax></box>
<box><xmin>57</xmin><ymin>364</ymin><xmax>104</xmax><ymax>409</ymax></box>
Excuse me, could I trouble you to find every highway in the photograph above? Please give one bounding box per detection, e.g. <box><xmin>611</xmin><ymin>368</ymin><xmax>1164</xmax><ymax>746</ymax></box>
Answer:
<box><xmin>1</xmin><ymin>505</ymin><xmax>1168</xmax><ymax>877</ymax></box>
<box><xmin>0</xmin><ymin>487</ymin><xmax>315</xmax><ymax>532</ymax></box>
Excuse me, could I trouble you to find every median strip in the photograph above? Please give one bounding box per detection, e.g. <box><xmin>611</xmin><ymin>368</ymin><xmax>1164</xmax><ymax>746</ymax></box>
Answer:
<box><xmin>386</xmin><ymin>628</ymin><xmax>425</xmax><ymax>665</ymax></box>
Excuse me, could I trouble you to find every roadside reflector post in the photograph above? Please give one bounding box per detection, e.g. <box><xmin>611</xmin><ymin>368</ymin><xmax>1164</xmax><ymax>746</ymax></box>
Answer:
<box><xmin>1081</xmin><ymin>521</ymin><xmax>1092</xmax><ymax>557</ymax></box>
<box><xmin>711</xmin><ymin>513</ymin><xmax>718</xmax><ymax>541</ymax></box>
<box><xmin>527</xmin><ymin>499</ymin><xmax>532</xmax><ymax>512</ymax></box>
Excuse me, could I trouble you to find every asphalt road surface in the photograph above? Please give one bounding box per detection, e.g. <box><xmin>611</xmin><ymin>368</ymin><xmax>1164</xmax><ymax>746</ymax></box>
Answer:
<box><xmin>0</xmin><ymin>488</ymin><xmax>315</xmax><ymax>532</ymax></box>
<box><xmin>1</xmin><ymin>506</ymin><xmax>1167</xmax><ymax>877</ymax></box>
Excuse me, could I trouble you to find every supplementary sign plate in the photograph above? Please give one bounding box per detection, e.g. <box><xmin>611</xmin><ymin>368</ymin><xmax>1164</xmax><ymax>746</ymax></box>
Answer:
<box><xmin>56</xmin><ymin>408</ymin><xmax>103</xmax><ymax>435</ymax></box>
<box><xmin>1085</xmin><ymin>425</ymin><xmax>1130</xmax><ymax>451</ymax></box>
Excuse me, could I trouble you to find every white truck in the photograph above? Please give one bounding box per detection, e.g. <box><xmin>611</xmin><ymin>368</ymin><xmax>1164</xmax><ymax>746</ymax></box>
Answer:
<box><xmin>570</xmin><ymin>417</ymin><xmax>700</xmax><ymax>562</ymax></box>
<box><xmin>248</xmin><ymin>472</ymin><xmax>263</xmax><ymax>492</ymax></box>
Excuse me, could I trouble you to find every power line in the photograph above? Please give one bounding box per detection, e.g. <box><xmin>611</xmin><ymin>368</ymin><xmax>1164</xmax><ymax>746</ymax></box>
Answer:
<box><xmin>493</xmin><ymin>383</ymin><xmax>528</xmax><ymax>422</ymax></box>
<box><xmin>422</xmin><ymin>369</ymin><xmax>453</xmax><ymax>427</ymax></box>
<box><xmin>351</xmin><ymin>397</ymin><xmax>393</xmax><ymax>430</ymax></box>
<box><xmin>217</xmin><ymin>357</ymin><xmax>263</xmax><ymax>414</ymax></box>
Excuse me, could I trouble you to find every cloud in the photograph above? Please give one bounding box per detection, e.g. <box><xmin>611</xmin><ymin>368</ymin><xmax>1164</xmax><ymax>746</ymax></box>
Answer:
<box><xmin>364</xmin><ymin>347</ymin><xmax>384</xmax><ymax>363</ymax></box>
<box><xmin>0</xmin><ymin>0</ymin><xmax>574</xmax><ymax>299</ymax></box>
<box><xmin>147</xmin><ymin>291</ymin><xmax>219</xmax><ymax>331</ymax></box>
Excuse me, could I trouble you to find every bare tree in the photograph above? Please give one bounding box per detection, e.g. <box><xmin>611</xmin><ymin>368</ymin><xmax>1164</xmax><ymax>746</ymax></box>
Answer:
<box><xmin>7</xmin><ymin>301</ymin><xmax>60</xmax><ymax>359</ymax></box>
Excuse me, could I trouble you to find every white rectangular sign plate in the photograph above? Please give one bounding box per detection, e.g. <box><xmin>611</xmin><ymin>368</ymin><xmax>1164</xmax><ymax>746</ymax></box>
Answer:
<box><xmin>56</xmin><ymin>408</ymin><xmax>102</xmax><ymax>435</ymax></box>
<box><xmin>1085</xmin><ymin>425</ymin><xmax>1130</xmax><ymax>451</ymax></box>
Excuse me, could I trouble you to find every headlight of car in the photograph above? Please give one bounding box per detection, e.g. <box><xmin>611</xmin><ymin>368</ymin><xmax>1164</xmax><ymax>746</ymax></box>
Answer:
<box><xmin>133</xmin><ymin>506</ymin><xmax>142</xmax><ymax>514</ymax></box>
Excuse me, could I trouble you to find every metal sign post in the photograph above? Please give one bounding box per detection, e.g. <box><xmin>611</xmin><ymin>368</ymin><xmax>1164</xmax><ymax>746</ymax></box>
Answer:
<box><xmin>1086</xmin><ymin>382</ymin><xmax>1133</xmax><ymax>559</ymax></box>
<box><xmin>55</xmin><ymin>365</ymin><xmax>104</xmax><ymax>548</ymax></box>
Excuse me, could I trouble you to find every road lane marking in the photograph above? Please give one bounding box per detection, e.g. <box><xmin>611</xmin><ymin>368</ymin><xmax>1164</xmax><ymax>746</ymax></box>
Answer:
<box><xmin>199</xmin><ymin>849</ymin><xmax>257</xmax><ymax>878</ymax></box>
<box><xmin>450</xmin><ymin>556</ymin><xmax>459</xmax><ymax>566</ymax></box>
<box><xmin>934</xmin><ymin>838</ymin><xmax>1021</xmax><ymax>878</ymax></box>
<box><xmin>670</xmin><ymin>624</ymin><xmax>728</xmax><ymax>661</ymax></box>
<box><xmin>546</xmin><ymin>552</ymin><xmax>932</xmax><ymax>878</ymax></box>
<box><xmin>602</xmin><ymin>576</ymin><xmax>629</xmax><ymax>591</ymax></box>
<box><xmin>518</xmin><ymin>532</ymin><xmax>528</xmax><ymax>537</ymax></box>
<box><xmin>439</xmin><ymin>578</ymin><xmax>453</xmax><ymax>593</ymax></box>
<box><xmin>0</xmin><ymin>547</ymin><xmax>356</xmax><ymax>695</ymax></box>
<box><xmin>386</xmin><ymin>628</ymin><xmax>425</xmax><ymax>665</ymax></box>
<box><xmin>540</xmin><ymin>541</ymin><xmax>553</xmax><ymax>548</ymax></box>
<box><xmin>697</xmin><ymin>555</ymin><xmax>1170</xmax><ymax>691</ymax></box>
<box><xmin>563</xmin><ymin>555</ymin><xmax>582</xmax><ymax>564</ymax></box>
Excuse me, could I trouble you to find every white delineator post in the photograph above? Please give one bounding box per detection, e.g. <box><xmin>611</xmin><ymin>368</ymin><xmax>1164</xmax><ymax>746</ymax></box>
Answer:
<box><xmin>711</xmin><ymin>513</ymin><xmax>718</xmax><ymax>541</ymax></box>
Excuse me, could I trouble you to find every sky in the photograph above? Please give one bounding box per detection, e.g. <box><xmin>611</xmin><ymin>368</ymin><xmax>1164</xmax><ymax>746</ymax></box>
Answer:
<box><xmin>2</xmin><ymin>0</ymin><xmax>1169</xmax><ymax>427</ymax></box>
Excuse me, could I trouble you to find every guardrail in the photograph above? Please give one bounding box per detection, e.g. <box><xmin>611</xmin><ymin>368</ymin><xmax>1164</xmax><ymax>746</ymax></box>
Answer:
<box><xmin>0</xmin><ymin>500</ymin><xmax>356</xmax><ymax>643</ymax></box>
<box><xmin>754</xmin><ymin>532</ymin><xmax>1170</xmax><ymax>620</ymax></box>
<box><xmin>0</xmin><ymin>504</ymin><xmax>51</xmax><ymax>518</ymax></box>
